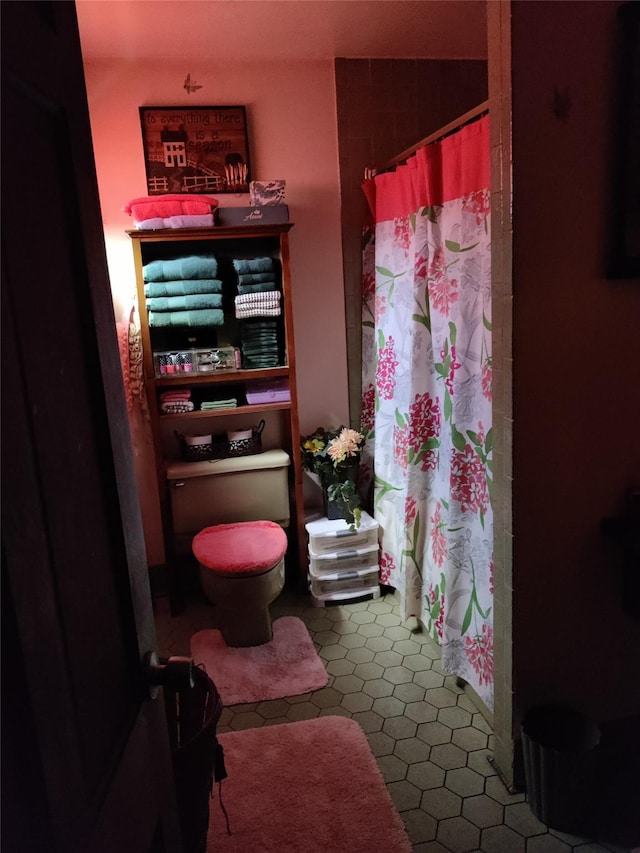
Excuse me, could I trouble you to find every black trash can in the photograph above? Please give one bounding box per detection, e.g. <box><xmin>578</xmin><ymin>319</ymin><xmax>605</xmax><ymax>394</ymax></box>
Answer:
<box><xmin>163</xmin><ymin>663</ymin><xmax>226</xmax><ymax>853</ymax></box>
<box><xmin>521</xmin><ymin>705</ymin><xmax>601</xmax><ymax>835</ymax></box>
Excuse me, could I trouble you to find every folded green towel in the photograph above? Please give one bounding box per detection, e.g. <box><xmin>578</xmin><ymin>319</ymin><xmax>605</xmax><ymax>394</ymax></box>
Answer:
<box><xmin>143</xmin><ymin>254</ymin><xmax>218</xmax><ymax>282</ymax></box>
<box><xmin>232</xmin><ymin>257</ymin><xmax>273</xmax><ymax>275</ymax></box>
<box><xmin>144</xmin><ymin>279</ymin><xmax>223</xmax><ymax>297</ymax></box>
<box><xmin>237</xmin><ymin>282</ymin><xmax>277</xmax><ymax>294</ymax></box>
<box><xmin>146</xmin><ymin>294</ymin><xmax>223</xmax><ymax>312</ymax></box>
<box><xmin>148</xmin><ymin>308</ymin><xmax>224</xmax><ymax>328</ymax></box>
<box><xmin>237</xmin><ymin>272</ymin><xmax>277</xmax><ymax>285</ymax></box>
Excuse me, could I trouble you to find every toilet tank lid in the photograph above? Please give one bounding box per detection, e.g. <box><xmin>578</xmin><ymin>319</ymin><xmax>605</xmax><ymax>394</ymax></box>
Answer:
<box><xmin>166</xmin><ymin>448</ymin><xmax>290</xmax><ymax>481</ymax></box>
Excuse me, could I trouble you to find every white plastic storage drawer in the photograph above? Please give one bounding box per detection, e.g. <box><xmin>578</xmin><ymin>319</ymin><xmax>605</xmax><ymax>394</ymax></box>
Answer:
<box><xmin>306</xmin><ymin>510</ymin><xmax>379</xmax><ymax>556</ymax></box>
<box><xmin>308</xmin><ymin>564</ymin><xmax>379</xmax><ymax>596</ymax></box>
<box><xmin>309</xmin><ymin>543</ymin><xmax>379</xmax><ymax>577</ymax></box>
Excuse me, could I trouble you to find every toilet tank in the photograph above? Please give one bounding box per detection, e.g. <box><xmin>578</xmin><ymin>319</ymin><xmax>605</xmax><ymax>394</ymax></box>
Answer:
<box><xmin>166</xmin><ymin>449</ymin><xmax>291</xmax><ymax>554</ymax></box>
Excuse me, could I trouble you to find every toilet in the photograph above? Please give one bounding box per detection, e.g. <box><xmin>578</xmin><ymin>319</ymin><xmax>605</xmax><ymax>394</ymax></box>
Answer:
<box><xmin>166</xmin><ymin>449</ymin><xmax>291</xmax><ymax>555</ymax></box>
<box><xmin>192</xmin><ymin>520</ymin><xmax>287</xmax><ymax>647</ymax></box>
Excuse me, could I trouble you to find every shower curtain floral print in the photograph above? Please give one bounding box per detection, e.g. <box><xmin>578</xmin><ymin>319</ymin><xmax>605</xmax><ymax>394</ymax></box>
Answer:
<box><xmin>361</xmin><ymin>117</ymin><xmax>493</xmax><ymax>708</ymax></box>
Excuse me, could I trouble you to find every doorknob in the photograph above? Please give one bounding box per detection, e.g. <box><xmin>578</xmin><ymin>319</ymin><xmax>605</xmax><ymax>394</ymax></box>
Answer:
<box><xmin>143</xmin><ymin>651</ymin><xmax>195</xmax><ymax>699</ymax></box>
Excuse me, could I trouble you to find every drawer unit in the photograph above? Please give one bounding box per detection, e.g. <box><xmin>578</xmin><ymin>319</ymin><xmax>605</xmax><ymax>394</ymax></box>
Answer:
<box><xmin>309</xmin><ymin>543</ymin><xmax>379</xmax><ymax>577</ymax></box>
<box><xmin>305</xmin><ymin>510</ymin><xmax>379</xmax><ymax>556</ymax></box>
<box><xmin>310</xmin><ymin>585</ymin><xmax>381</xmax><ymax>608</ymax></box>
<box><xmin>308</xmin><ymin>564</ymin><xmax>379</xmax><ymax>597</ymax></box>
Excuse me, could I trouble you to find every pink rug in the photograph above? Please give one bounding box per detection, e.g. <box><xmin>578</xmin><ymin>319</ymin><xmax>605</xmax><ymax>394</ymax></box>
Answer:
<box><xmin>208</xmin><ymin>716</ymin><xmax>413</xmax><ymax>852</ymax></box>
<box><xmin>190</xmin><ymin>616</ymin><xmax>328</xmax><ymax>705</ymax></box>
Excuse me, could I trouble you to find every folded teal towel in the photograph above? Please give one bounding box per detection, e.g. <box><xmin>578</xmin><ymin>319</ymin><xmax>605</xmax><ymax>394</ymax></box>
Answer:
<box><xmin>232</xmin><ymin>257</ymin><xmax>273</xmax><ymax>275</ymax></box>
<box><xmin>143</xmin><ymin>254</ymin><xmax>218</xmax><ymax>282</ymax></box>
<box><xmin>237</xmin><ymin>272</ymin><xmax>277</xmax><ymax>285</ymax></box>
<box><xmin>146</xmin><ymin>294</ymin><xmax>223</xmax><ymax>312</ymax></box>
<box><xmin>237</xmin><ymin>282</ymin><xmax>277</xmax><ymax>294</ymax></box>
<box><xmin>148</xmin><ymin>308</ymin><xmax>224</xmax><ymax>327</ymax></box>
<box><xmin>144</xmin><ymin>279</ymin><xmax>223</xmax><ymax>297</ymax></box>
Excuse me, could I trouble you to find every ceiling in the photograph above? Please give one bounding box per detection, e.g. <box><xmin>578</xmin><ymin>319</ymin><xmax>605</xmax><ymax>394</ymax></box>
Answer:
<box><xmin>76</xmin><ymin>1</ymin><xmax>487</xmax><ymax>62</ymax></box>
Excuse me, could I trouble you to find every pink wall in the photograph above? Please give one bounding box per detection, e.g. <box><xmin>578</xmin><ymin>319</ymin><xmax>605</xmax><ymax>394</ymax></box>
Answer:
<box><xmin>511</xmin><ymin>1</ymin><xmax>640</xmax><ymax>724</ymax></box>
<box><xmin>83</xmin><ymin>58</ymin><xmax>351</xmax><ymax>563</ymax></box>
<box><xmin>83</xmin><ymin>58</ymin><xmax>350</xmax><ymax>435</ymax></box>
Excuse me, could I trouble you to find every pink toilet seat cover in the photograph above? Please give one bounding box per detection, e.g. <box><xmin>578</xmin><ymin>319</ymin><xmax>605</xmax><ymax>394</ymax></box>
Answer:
<box><xmin>192</xmin><ymin>520</ymin><xmax>287</xmax><ymax>577</ymax></box>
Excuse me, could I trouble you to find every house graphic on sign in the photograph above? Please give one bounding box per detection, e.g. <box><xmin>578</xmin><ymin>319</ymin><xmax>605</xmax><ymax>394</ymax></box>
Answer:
<box><xmin>160</xmin><ymin>125</ymin><xmax>188</xmax><ymax>168</ymax></box>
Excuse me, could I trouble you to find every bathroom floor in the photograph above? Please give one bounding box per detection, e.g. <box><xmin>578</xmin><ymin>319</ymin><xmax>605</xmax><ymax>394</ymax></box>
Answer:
<box><xmin>154</xmin><ymin>584</ymin><xmax>634</xmax><ymax>853</ymax></box>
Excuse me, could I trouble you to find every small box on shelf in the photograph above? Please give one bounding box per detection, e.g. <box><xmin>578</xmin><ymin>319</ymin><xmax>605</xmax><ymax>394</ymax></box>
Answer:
<box><xmin>245</xmin><ymin>378</ymin><xmax>290</xmax><ymax>404</ymax></box>
<box><xmin>153</xmin><ymin>346</ymin><xmax>238</xmax><ymax>378</ymax></box>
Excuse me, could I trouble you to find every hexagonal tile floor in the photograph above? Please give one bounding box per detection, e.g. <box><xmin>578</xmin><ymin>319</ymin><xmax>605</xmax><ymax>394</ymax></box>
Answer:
<box><xmin>154</xmin><ymin>587</ymin><xmax>633</xmax><ymax>853</ymax></box>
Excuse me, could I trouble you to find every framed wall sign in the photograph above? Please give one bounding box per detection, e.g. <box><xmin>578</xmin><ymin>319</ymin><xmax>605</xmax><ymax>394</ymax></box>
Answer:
<box><xmin>139</xmin><ymin>106</ymin><xmax>251</xmax><ymax>195</ymax></box>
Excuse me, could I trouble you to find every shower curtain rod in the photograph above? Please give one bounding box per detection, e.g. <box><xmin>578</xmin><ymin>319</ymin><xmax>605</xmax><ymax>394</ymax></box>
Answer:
<box><xmin>370</xmin><ymin>99</ymin><xmax>490</xmax><ymax>177</ymax></box>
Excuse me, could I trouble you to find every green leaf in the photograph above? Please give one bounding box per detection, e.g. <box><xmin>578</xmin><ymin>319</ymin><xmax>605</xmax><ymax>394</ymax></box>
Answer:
<box><xmin>422</xmin><ymin>205</ymin><xmax>440</xmax><ymax>223</ymax></box>
<box><xmin>460</xmin><ymin>596</ymin><xmax>474</xmax><ymax>635</ymax></box>
<box><xmin>485</xmin><ymin>427</ymin><xmax>493</xmax><ymax>454</ymax></box>
<box><xmin>422</xmin><ymin>436</ymin><xmax>440</xmax><ymax>452</ymax></box>
<box><xmin>451</xmin><ymin>425</ymin><xmax>466</xmax><ymax>451</ymax></box>
<box><xmin>445</xmin><ymin>239</ymin><xmax>480</xmax><ymax>253</ymax></box>
<box><xmin>448</xmin><ymin>321</ymin><xmax>457</xmax><ymax>346</ymax></box>
<box><xmin>483</xmin><ymin>313</ymin><xmax>492</xmax><ymax>331</ymax></box>
<box><xmin>444</xmin><ymin>390</ymin><xmax>452</xmax><ymax>421</ymax></box>
<box><xmin>467</xmin><ymin>430</ymin><xmax>481</xmax><ymax>447</ymax></box>
<box><xmin>362</xmin><ymin>320</ymin><xmax>375</xmax><ymax>328</ymax></box>
<box><xmin>395</xmin><ymin>409</ymin><xmax>405</xmax><ymax>427</ymax></box>
<box><xmin>376</xmin><ymin>265</ymin><xmax>395</xmax><ymax>278</ymax></box>
<box><xmin>377</xmin><ymin>328</ymin><xmax>385</xmax><ymax>349</ymax></box>
<box><xmin>412</xmin><ymin>313</ymin><xmax>431</xmax><ymax>331</ymax></box>
<box><xmin>434</xmin><ymin>363</ymin><xmax>447</xmax><ymax>377</ymax></box>
<box><xmin>441</xmin><ymin>498</ymin><xmax>449</xmax><ymax>511</ymax></box>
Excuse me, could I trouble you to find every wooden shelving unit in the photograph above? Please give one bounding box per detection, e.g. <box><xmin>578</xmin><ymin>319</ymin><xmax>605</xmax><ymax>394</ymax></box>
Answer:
<box><xmin>128</xmin><ymin>223</ymin><xmax>306</xmax><ymax>595</ymax></box>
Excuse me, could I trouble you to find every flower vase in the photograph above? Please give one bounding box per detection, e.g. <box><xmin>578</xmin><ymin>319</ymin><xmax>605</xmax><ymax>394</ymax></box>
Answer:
<box><xmin>323</xmin><ymin>491</ymin><xmax>348</xmax><ymax>521</ymax></box>
<box><xmin>322</xmin><ymin>458</ymin><xmax>360</xmax><ymax>521</ymax></box>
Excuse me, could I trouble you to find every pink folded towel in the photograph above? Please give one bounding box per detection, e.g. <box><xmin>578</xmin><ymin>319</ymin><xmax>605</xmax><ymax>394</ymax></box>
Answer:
<box><xmin>124</xmin><ymin>194</ymin><xmax>219</xmax><ymax>223</ymax></box>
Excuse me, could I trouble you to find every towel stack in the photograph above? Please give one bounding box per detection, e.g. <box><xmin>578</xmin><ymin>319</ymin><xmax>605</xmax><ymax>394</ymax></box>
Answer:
<box><xmin>233</xmin><ymin>257</ymin><xmax>277</xmax><ymax>293</ymax></box>
<box><xmin>235</xmin><ymin>291</ymin><xmax>281</xmax><ymax>319</ymax></box>
<box><xmin>159</xmin><ymin>390</ymin><xmax>194</xmax><ymax>414</ymax></box>
<box><xmin>232</xmin><ymin>257</ymin><xmax>281</xmax><ymax>368</ymax></box>
<box><xmin>124</xmin><ymin>194</ymin><xmax>218</xmax><ymax>230</ymax></box>
<box><xmin>200</xmin><ymin>398</ymin><xmax>238</xmax><ymax>411</ymax></box>
<box><xmin>143</xmin><ymin>254</ymin><xmax>224</xmax><ymax>328</ymax></box>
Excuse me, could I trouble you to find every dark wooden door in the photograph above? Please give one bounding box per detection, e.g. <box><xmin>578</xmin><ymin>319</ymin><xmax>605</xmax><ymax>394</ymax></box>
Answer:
<box><xmin>1</xmin><ymin>3</ymin><xmax>181</xmax><ymax>851</ymax></box>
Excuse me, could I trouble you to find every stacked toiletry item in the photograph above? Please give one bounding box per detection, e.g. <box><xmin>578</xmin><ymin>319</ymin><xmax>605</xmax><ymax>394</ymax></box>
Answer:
<box><xmin>124</xmin><ymin>194</ymin><xmax>219</xmax><ymax>230</ymax></box>
<box><xmin>305</xmin><ymin>511</ymin><xmax>381</xmax><ymax>607</ymax></box>
<box><xmin>232</xmin><ymin>256</ymin><xmax>282</xmax><ymax>368</ymax></box>
<box><xmin>143</xmin><ymin>254</ymin><xmax>224</xmax><ymax>328</ymax></box>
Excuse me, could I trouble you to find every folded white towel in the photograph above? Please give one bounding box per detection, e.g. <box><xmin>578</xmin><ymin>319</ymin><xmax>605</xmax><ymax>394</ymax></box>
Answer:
<box><xmin>136</xmin><ymin>214</ymin><xmax>215</xmax><ymax>230</ymax></box>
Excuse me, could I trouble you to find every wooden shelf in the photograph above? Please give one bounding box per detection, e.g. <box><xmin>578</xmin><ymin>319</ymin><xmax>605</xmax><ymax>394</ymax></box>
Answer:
<box><xmin>158</xmin><ymin>402</ymin><xmax>291</xmax><ymax>421</ymax></box>
<box><xmin>152</xmin><ymin>365</ymin><xmax>289</xmax><ymax>387</ymax></box>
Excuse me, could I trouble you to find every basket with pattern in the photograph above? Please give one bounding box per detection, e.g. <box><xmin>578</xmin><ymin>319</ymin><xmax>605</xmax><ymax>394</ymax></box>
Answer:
<box><xmin>176</xmin><ymin>420</ymin><xmax>265</xmax><ymax>462</ymax></box>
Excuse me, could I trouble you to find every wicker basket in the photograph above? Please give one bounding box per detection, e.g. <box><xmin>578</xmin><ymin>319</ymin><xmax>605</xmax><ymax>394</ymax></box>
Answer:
<box><xmin>176</xmin><ymin>419</ymin><xmax>265</xmax><ymax>462</ymax></box>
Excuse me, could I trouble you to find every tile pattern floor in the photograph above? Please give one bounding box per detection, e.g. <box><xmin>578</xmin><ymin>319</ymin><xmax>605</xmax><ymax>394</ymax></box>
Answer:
<box><xmin>154</xmin><ymin>586</ymin><xmax>634</xmax><ymax>853</ymax></box>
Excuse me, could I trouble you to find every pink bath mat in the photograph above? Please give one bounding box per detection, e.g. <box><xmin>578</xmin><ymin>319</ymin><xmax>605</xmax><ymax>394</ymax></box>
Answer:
<box><xmin>190</xmin><ymin>616</ymin><xmax>328</xmax><ymax>705</ymax></box>
<box><xmin>208</xmin><ymin>717</ymin><xmax>413</xmax><ymax>852</ymax></box>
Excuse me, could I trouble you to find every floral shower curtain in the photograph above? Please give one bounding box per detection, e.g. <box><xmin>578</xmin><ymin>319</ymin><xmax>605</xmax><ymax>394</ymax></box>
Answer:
<box><xmin>361</xmin><ymin>116</ymin><xmax>494</xmax><ymax>708</ymax></box>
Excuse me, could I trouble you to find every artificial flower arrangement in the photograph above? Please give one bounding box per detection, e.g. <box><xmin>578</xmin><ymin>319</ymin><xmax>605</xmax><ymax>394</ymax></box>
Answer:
<box><xmin>301</xmin><ymin>425</ymin><xmax>365</xmax><ymax>527</ymax></box>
